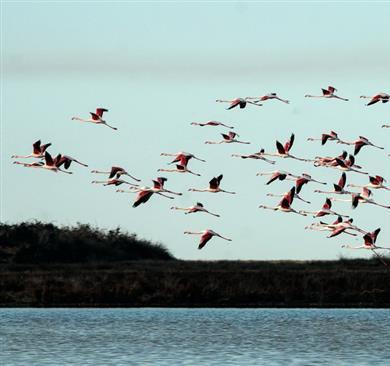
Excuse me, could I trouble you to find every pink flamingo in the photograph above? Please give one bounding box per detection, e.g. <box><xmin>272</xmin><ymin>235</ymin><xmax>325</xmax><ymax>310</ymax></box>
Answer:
<box><xmin>118</xmin><ymin>177</ymin><xmax>182</xmax><ymax>196</ymax></box>
<box><xmin>55</xmin><ymin>155</ymin><xmax>88</xmax><ymax>172</ymax></box>
<box><xmin>171</xmin><ymin>202</ymin><xmax>220</xmax><ymax>217</ymax></box>
<box><xmin>342</xmin><ymin>228</ymin><xmax>390</xmax><ymax>266</ymax></box>
<box><xmin>305</xmin><ymin>216</ymin><xmax>357</xmax><ymax>236</ymax></box>
<box><xmin>307</xmin><ymin>131</ymin><xmax>340</xmax><ymax>145</ymax></box>
<box><xmin>188</xmin><ymin>174</ymin><xmax>236</xmax><ymax>194</ymax></box>
<box><xmin>232</xmin><ymin>149</ymin><xmax>276</xmax><ymax>165</ymax></box>
<box><xmin>305</xmin><ymin>86</ymin><xmax>348</xmax><ymax>101</ymax></box>
<box><xmin>158</xmin><ymin>164</ymin><xmax>201</xmax><ymax>176</ymax></box>
<box><xmin>91</xmin><ymin>178</ymin><xmax>139</xmax><ymax>187</ymax></box>
<box><xmin>184</xmin><ymin>229</ymin><xmax>232</xmax><ymax>250</ymax></box>
<box><xmin>331</xmin><ymin>187</ymin><xmax>390</xmax><ymax>209</ymax></box>
<box><xmin>299</xmin><ymin>198</ymin><xmax>348</xmax><ymax>218</ymax></box>
<box><xmin>160</xmin><ymin>152</ymin><xmax>206</xmax><ymax>164</ymax></box>
<box><xmin>314</xmin><ymin>172</ymin><xmax>352</xmax><ymax>195</ymax></box>
<box><xmin>205</xmin><ymin>131</ymin><xmax>250</xmax><ymax>144</ymax></box>
<box><xmin>91</xmin><ymin>166</ymin><xmax>140</xmax><ymax>182</ymax></box>
<box><xmin>259</xmin><ymin>187</ymin><xmax>307</xmax><ymax>216</ymax></box>
<box><xmin>261</xmin><ymin>133</ymin><xmax>312</xmax><ymax>162</ymax></box>
<box><xmin>266</xmin><ymin>190</ymin><xmax>311</xmax><ymax>204</ymax></box>
<box><xmin>337</xmin><ymin>136</ymin><xmax>384</xmax><ymax>155</ymax></box>
<box><xmin>360</xmin><ymin>93</ymin><xmax>389</xmax><ymax>106</ymax></box>
<box><xmin>331</xmin><ymin>155</ymin><xmax>368</xmax><ymax>175</ymax></box>
<box><xmin>71</xmin><ymin>108</ymin><xmax>118</xmax><ymax>130</ymax></box>
<box><xmin>294</xmin><ymin>173</ymin><xmax>326</xmax><ymax>193</ymax></box>
<box><xmin>118</xmin><ymin>178</ymin><xmax>181</xmax><ymax>207</ymax></box>
<box><xmin>215</xmin><ymin>97</ymin><xmax>262</xmax><ymax>110</ymax></box>
<box><xmin>190</xmin><ymin>121</ymin><xmax>234</xmax><ymax>129</ymax></box>
<box><xmin>327</xmin><ymin>218</ymin><xmax>366</xmax><ymax>238</ymax></box>
<box><xmin>348</xmin><ymin>175</ymin><xmax>389</xmax><ymax>191</ymax></box>
<box><xmin>256</xmin><ymin>170</ymin><xmax>299</xmax><ymax>185</ymax></box>
<box><xmin>313</xmin><ymin>151</ymin><xmax>348</xmax><ymax>167</ymax></box>
<box><xmin>11</xmin><ymin>140</ymin><xmax>51</xmax><ymax>159</ymax></box>
<box><xmin>246</xmin><ymin>93</ymin><xmax>290</xmax><ymax>104</ymax></box>
<box><xmin>14</xmin><ymin>151</ymin><xmax>72</xmax><ymax>174</ymax></box>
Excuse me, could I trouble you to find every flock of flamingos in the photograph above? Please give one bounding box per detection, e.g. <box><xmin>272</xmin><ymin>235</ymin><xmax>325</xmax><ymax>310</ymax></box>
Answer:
<box><xmin>11</xmin><ymin>87</ymin><xmax>390</xmax><ymax>261</ymax></box>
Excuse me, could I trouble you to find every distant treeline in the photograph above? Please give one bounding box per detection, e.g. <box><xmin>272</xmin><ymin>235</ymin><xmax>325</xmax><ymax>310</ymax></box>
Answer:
<box><xmin>0</xmin><ymin>222</ymin><xmax>175</xmax><ymax>263</ymax></box>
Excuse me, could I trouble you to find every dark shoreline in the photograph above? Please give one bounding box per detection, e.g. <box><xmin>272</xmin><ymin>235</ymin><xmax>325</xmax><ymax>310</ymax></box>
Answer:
<box><xmin>1</xmin><ymin>259</ymin><xmax>390</xmax><ymax>308</ymax></box>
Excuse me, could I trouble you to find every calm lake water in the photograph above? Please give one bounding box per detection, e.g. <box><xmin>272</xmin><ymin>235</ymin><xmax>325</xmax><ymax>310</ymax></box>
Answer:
<box><xmin>1</xmin><ymin>308</ymin><xmax>389</xmax><ymax>365</ymax></box>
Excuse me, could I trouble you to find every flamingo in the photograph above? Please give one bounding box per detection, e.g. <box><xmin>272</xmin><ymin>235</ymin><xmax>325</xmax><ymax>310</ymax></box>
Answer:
<box><xmin>313</xmin><ymin>151</ymin><xmax>348</xmax><ymax>168</ymax></box>
<box><xmin>215</xmin><ymin>97</ymin><xmax>262</xmax><ymax>110</ymax></box>
<box><xmin>171</xmin><ymin>202</ymin><xmax>220</xmax><ymax>217</ymax></box>
<box><xmin>205</xmin><ymin>131</ymin><xmax>250</xmax><ymax>144</ymax></box>
<box><xmin>305</xmin><ymin>86</ymin><xmax>348</xmax><ymax>101</ymax></box>
<box><xmin>341</xmin><ymin>229</ymin><xmax>389</xmax><ymax>266</ymax></box>
<box><xmin>71</xmin><ymin>108</ymin><xmax>118</xmax><ymax>130</ymax></box>
<box><xmin>267</xmin><ymin>191</ymin><xmax>311</xmax><ymax>204</ymax></box>
<box><xmin>382</xmin><ymin>124</ymin><xmax>390</xmax><ymax>128</ymax></box>
<box><xmin>261</xmin><ymin>133</ymin><xmax>312</xmax><ymax>162</ymax></box>
<box><xmin>294</xmin><ymin>173</ymin><xmax>326</xmax><ymax>193</ymax></box>
<box><xmin>259</xmin><ymin>187</ymin><xmax>307</xmax><ymax>216</ymax></box>
<box><xmin>91</xmin><ymin>166</ymin><xmax>140</xmax><ymax>182</ymax></box>
<box><xmin>360</xmin><ymin>93</ymin><xmax>389</xmax><ymax>106</ymax></box>
<box><xmin>305</xmin><ymin>216</ymin><xmax>357</xmax><ymax>237</ymax></box>
<box><xmin>91</xmin><ymin>178</ymin><xmax>139</xmax><ymax>187</ymax></box>
<box><xmin>118</xmin><ymin>177</ymin><xmax>182</xmax><ymax>196</ymax></box>
<box><xmin>231</xmin><ymin>149</ymin><xmax>276</xmax><ymax>165</ymax></box>
<box><xmin>188</xmin><ymin>174</ymin><xmax>236</xmax><ymax>194</ymax></box>
<box><xmin>299</xmin><ymin>198</ymin><xmax>348</xmax><ymax>218</ymax></box>
<box><xmin>337</xmin><ymin>136</ymin><xmax>384</xmax><ymax>155</ymax></box>
<box><xmin>326</xmin><ymin>218</ymin><xmax>366</xmax><ymax>238</ymax></box>
<box><xmin>256</xmin><ymin>170</ymin><xmax>299</xmax><ymax>185</ymax></box>
<box><xmin>307</xmin><ymin>131</ymin><xmax>340</xmax><ymax>145</ymax></box>
<box><xmin>160</xmin><ymin>152</ymin><xmax>206</xmax><ymax>164</ymax></box>
<box><xmin>184</xmin><ymin>229</ymin><xmax>232</xmax><ymax>250</ymax></box>
<box><xmin>55</xmin><ymin>155</ymin><xmax>88</xmax><ymax>172</ymax></box>
<box><xmin>314</xmin><ymin>172</ymin><xmax>352</xmax><ymax>195</ymax></box>
<box><xmin>11</xmin><ymin>140</ymin><xmax>51</xmax><ymax>159</ymax></box>
<box><xmin>246</xmin><ymin>93</ymin><xmax>290</xmax><ymax>104</ymax></box>
<box><xmin>331</xmin><ymin>155</ymin><xmax>368</xmax><ymax>175</ymax></box>
<box><xmin>190</xmin><ymin>121</ymin><xmax>234</xmax><ymax>129</ymax></box>
<box><xmin>158</xmin><ymin>163</ymin><xmax>201</xmax><ymax>176</ymax></box>
<box><xmin>14</xmin><ymin>151</ymin><xmax>72</xmax><ymax>174</ymax></box>
<box><xmin>129</xmin><ymin>187</ymin><xmax>174</xmax><ymax>208</ymax></box>
<box><xmin>331</xmin><ymin>187</ymin><xmax>390</xmax><ymax>209</ymax></box>
<box><xmin>348</xmin><ymin>175</ymin><xmax>389</xmax><ymax>191</ymax></box>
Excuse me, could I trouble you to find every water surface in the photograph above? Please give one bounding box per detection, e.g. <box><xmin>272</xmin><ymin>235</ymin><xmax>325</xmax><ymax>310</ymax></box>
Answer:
<box><xmin>1</xmin><ymin>308</ymin><xmax>389</xmax><ymax>365</ymax></box>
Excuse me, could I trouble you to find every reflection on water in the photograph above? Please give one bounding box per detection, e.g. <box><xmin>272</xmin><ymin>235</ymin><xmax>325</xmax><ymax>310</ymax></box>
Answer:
<box><xmin>1</xmin><ymin>308</ymin><xmax>389</xmax><ymax>365</ymax></box>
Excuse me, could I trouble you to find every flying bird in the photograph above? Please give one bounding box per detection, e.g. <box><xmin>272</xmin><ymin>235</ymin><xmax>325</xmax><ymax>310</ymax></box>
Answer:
<box><xmin>184</xmin><ymin>229</ymin><xmax>232</xmax><ymax>249</ymax></box>
<box><xmin>360</xmin><ymin>93</ymin><xmax>389</xmax><ymax>106</ymax></box>
<box><xmin>188</xmin><ymin>174</ymin><xmax>236</xmax><ymax>194</ymax></box>
<box><xmin>307</xmin><ymin>131</ymin><xmax>340</xmax><ymax>145</ymax></box>
<box><xmin>190</xmin><ymin>121</ymin><xmax>234</xmax><ymax>129</ymax></box>
<box><xmin>171</xmin><ymin>202</ymin><xmax>220</xmax><ymax>217</ymax></box>
<box><xmin>337</xmin><ymin>136</ymin><xmax>384</xmax><ymax>155</ymax></box>
<box><xmin>305</xmin><ymin>86</ymin><xmax>348</xmax><ymax>101</ymax></box>
<box><xmin>232</xmin><ymin>149</ymin><xmax>276</xmax><ymax>165</ymax></box>
<box><xmin>205</xmin><ymin>131</ymin><xmax>250</xmax><ymax>145</ymax></box>
<box><xmin>91</xmin><ymin>166</ymin><xmax>140</xmax><ymax>182</ymax></box>
<box><xmin>246</xmin><ymin>93</ymin><xmax>290</xmax><ymax>104</ymax></box>
<box><xmin>11</xmin><ymin>140</ymin><xmax>51</xmax><ymax>159</ymax></box>
<box><xmin>215</xmin><ymin>97</ymin><xmax>262</xmax><ymax>110</ymax></box>
<box><xmin>71</xmin><ymin>108</ymin><xmax>118</xmax><ymax>130</ymax></box>
<box><xmin>259</xmin><ymin>187</ymin><xmax>307</xmax><ymax>216</ymax></box>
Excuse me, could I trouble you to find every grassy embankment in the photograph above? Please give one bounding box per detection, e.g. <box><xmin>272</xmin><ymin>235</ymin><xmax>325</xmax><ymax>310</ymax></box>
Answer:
<box><xmin>1</xmin><ymin>222</ymin><xmax>389</xmax><ymax>307</ymax></box>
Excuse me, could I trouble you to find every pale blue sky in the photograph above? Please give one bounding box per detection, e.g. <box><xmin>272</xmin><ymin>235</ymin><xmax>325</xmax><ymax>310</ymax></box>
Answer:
<box><xmin>2</xmin><ymin>2</ymin><xmax>389</xmax><ymax>260</ymax></box>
